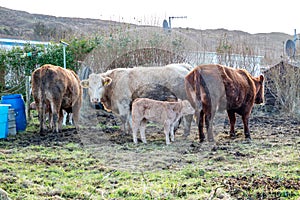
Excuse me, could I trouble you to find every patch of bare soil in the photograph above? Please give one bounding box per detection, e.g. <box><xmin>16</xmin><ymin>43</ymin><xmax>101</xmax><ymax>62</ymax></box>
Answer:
<box><xmin>2</xmin><ymin>109</ymin><xmax>300</xmax><ymax>198</ymax></box>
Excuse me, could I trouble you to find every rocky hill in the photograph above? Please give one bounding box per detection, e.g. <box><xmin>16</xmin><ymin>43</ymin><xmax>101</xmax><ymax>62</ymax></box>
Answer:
<box><xmin>0</xmin><ymin>6</ymin><xmax>295</xmax><ymax>66</ymax></box>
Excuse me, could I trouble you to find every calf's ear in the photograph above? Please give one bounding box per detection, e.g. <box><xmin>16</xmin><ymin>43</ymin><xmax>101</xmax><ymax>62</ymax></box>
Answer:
<box><xmin>80</xmin><ymin>80</ymin><xmax>89</xmax><ymax>88</ymax></box>
<box><xmin>103</xmin><ymin>77</ymin><xmax>112</xmax><ymax>86</ymax></box>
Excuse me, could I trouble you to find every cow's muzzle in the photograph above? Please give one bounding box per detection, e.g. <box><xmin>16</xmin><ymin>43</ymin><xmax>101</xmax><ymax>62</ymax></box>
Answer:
<box><xmin>91</xmin><ymin>98</ymin><xmax>100</xmax><ymax>103</ymax></box>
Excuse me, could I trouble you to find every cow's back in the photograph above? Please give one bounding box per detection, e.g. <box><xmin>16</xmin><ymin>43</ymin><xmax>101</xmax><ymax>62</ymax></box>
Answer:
<box><xmin>185</xmin><ymin>64</ymin><xmax>227</xmax><ymax>112</ymax></box>
<box><xmin>127</xmin><ymin>65</ymin><xmax>190</xmax><ymax>100</ymax></box>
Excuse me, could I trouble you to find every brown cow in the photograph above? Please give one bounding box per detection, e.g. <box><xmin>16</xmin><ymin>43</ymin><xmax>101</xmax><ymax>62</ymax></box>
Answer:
<box><xmin>131</xmin><ymin>98</ymin><xmax>195</xmax><ymax>145</ymax></box>
<box><xmin>185</xmin><ymin>64</ymin><xmax>264</xmax><ymax>142</ymax></box>
<box><xmin>31</xmin><ymin>64</ymin><xmax>82</xmax><ymax>133</ymax></box>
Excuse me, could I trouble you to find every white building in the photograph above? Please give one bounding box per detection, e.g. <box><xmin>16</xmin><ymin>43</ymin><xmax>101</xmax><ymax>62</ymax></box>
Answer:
<box><xmin>0</xmin><ymin>38</ymin><xmax>50</xmax><ymax>50</ymax></box>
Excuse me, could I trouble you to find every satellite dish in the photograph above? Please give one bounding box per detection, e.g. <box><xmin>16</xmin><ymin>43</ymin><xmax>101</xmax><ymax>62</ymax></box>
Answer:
<box><xmin>285</xmin><ymin>39</ymin><xmax>296</xmax><ymax>57</ymax></box>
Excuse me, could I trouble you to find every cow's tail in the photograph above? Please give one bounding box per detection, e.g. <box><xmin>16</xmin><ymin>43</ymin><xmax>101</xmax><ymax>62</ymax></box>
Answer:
<box><xmin>196</xmin><ymin>70</ymin><xmax>211</xmax><ymax>110</ymax></box>
<box><xmin>185</xmin><ymin>70</ymin><xmax>202</xmax><ymax>110</ymax></box>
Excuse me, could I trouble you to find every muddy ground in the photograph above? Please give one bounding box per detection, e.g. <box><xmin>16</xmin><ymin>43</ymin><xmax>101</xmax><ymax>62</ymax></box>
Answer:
<box><xmin>2</xmin><ymin>108</ymin><xmax>300</xmax><ymax>198</ymax></box>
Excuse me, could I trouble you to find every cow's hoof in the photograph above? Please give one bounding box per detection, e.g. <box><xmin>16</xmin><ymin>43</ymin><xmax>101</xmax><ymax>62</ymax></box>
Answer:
<box><xmin>199</xmin><ymin>138</ymin><xmax>205</xmax><ymax>143</ymax></box>
<box><xmin>183</xmin><ymin>133</ymin><xmax>190</xmax><ymax>138</ymax></box>
<box><xmin>208</xmin><ymin>139</ymin><xmax>215</xmax><ymax>143</ymax></box>
<box><xmin>39</xmin><ymin>132</ymin><xmax>46</xmax><ymax>136</ymax></box>
<box><xmin>245</xmin><ymin>134</ymin><xmax>251</xmax><ymax>140</ymax></box>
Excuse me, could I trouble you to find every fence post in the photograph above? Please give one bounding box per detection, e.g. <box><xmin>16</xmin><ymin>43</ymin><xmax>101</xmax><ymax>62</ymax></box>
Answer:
<box><xmin>25</xmin><ymin>76</ymin><xmax>31</xmax><ymax>120</ymax></box>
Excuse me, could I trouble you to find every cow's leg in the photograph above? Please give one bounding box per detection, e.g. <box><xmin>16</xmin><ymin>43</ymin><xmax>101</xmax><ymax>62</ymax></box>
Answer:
<box><xmin>164</xmin><ymin>122</ymin><xmax>171</xmax><ymax>145</ymax></box>
<box><xmin>139</xmin><ymin>119</ymin><xmax>147</xmax><ymax>144</ymax></box>
<box><xmin>37</xmin><ymin>101</ymin><xmax>46</xmax><ymax>134</ymax></box>
<box><xmin>62</xmin><ymin>110</ymin><xmax>67</xmax><ymax>126</ymax></box>
<box><xmin>119</xmin><ymin>113</ymin><xmax>132</xmax><ymax>135</ymax></box>
<box><xmin>57</xmin><ymin>109</ymin><xmax>64</xmax><ymax>132</ymax></box>
<box><xmin>182</xmin><ymin>114</ymin><xmax>193</xmax><ymax>137</ymax></box>
<box><xmin>68</xmin><ymin>113</ymin><xmax>73</xmax><ymax>125</ymax></box>
<box><xmin>72</xmin><ymin>101</ymin><xmax>81</xmax><ymax>130</ymax></box>
<box><xmin>198</xmin><ymin>110</ymin><xmax>205</xmax><ymax>142</ymax></box>
<box><xmin>50</xmin><ymin>99</ymin><xmax>61</xmax><ymax>133</ymax></box>
<box><xmin>127</xmin><ymin>114</ymin><xmax>132</xmax><ymax>134</ymax></box>
<box><xmin>227</xmin><ymin>110</ymin><xmax>236</xmax><ymax>138</ymax></box>
<box><xmin>204</xmin><ymin>106</ymin><xmax>216</xmax><ymax>142</ymax></box>
<box><xmin>47</xmin><ymin>110</ymin><xmax>52</xmax><ymax>129</ymax></box>
<box><xmin>118</xmin><ymin>101</ymin><xmax>131</xmax><ymax>134</ymax></box>
<box><xmin>242</xmin><ymin>114</ymin><xmax>251</xmax><ymax>139</ymax></box>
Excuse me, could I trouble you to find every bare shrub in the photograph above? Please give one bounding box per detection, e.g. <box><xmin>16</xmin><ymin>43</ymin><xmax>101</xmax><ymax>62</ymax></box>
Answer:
<box><xmin>264</xmin><ymin>61</ymin><xmax>300</xmax><ymax>116</ymax></box>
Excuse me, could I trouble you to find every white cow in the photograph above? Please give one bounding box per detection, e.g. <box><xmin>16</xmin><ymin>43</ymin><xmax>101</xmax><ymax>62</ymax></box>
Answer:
<box><xmin>80</xmin><ymin>63</ymin><xmax>194</xmax><ymax>135</ymax></box>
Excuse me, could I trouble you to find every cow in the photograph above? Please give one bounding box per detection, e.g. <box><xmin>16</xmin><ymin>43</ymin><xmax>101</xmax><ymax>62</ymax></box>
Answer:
<box><xmin>31</xmin><ymin>64</ymin><xmax>82</xmax><ymax>134</ymax></box>
<box><xmin>131</xmin><ymin>84</ymin><xmax>178</xmax><ymax>103</ymax></box>
<box><xmin>80</xmin><ymin>63</ymin><xmax>194</xmax><ymax>135</ymax></box>
<box><xmin>131</xmin><ymin>98</ymin><xmax>195</xmax><ymax>145</ymax></box>
<box><xmin>184</xmin><ymin>64</ymin><xmax>264</xmax><ymax>142</ymax></box>
<box><xmin>29</xmin><ymin>101</ymin><xmax>73</xmax><ymax>126</ymax></box>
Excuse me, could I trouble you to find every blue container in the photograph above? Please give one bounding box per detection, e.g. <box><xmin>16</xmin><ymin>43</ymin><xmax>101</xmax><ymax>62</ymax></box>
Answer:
<box><xmin>0</xmin><ymin>104</ymin><xmax>10</xmax><ymax>138</ymax></box>
<box><xmin>1</xmin><ymin>94</ymin><xmax>27</xmax><ymax>132</ymax></box>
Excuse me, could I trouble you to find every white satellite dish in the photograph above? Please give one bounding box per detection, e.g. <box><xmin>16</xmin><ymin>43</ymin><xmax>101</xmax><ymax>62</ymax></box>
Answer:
<box><xmin>285</xmin><ymin>39</ymin><xmax>296</xmax><ymax>58</ymax></box>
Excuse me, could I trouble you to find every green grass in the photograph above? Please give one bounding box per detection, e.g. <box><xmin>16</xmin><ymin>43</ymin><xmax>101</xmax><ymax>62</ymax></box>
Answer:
<box><xmin>0</xmin><ymin>122</ymin><xmax>299</xmax><ymax>199</ymax></box>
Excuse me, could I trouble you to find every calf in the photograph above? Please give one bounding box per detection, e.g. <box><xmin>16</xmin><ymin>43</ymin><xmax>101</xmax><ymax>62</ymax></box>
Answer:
<box><xmin>131</xmin><ymin>98</ymin><xmax>195</xmax><ymax>145</ymax></box>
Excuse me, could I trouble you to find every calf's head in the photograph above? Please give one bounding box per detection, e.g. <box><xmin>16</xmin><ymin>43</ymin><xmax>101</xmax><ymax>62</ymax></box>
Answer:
<box><xmin>180</xmin><ymin>100</ymin><xmax>195</xmax><ymax>115</ymax></box>
<box><xmin>80</xmin><ymin>73</ymin><xmax>112</xmax><ymax>104</ymax></box>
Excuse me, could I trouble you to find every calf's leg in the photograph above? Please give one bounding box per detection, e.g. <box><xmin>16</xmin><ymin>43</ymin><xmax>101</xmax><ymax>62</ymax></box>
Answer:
<box><xmin>131</xmin><ymin>115</ymin><xmax>140</xmax><ymax>144</ymax></box>
<box><xmin>139</xmin><ymin>119</ymin><xmax>147</xmax><ymax>143</ymax></box>
<box><xmin>164</xmin><ymin>122</ymin><xmax>171</xmax><ymax>145</ymax></box>
<box><xmin>170</xmin><ymin>122</ymin><xmax>175</xmax><ymax>142</ymax></box>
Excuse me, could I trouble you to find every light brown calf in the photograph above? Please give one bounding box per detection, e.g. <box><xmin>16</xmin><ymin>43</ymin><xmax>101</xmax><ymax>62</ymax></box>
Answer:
<box><xmin>131</xmin><ymin>98</ymin><xmax>195</xmax><ymax>145</ymax></box>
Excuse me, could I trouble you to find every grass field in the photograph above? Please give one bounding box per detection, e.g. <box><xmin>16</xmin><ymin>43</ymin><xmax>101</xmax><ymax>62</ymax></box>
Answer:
<box><xmin>0</xmin><ymin>113</ymin><xmax>299</xmax><ymax>200</ymax></box>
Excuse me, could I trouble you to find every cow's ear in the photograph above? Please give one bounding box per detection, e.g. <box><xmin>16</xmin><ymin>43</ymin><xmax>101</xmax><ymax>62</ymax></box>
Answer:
<box><xmin>103</xmin><ymin>77</ymin><xmax>112</xmax><ymax>86</ymax></box>
<box><xmin>80</xmin><ymin>80</ymin><xmax>89</xmax><ymax>88</ymax></box>
<box><xmin>259</xmin><ymin>75</ymin><xmax>264</xmax><ymax>83</ymax></box>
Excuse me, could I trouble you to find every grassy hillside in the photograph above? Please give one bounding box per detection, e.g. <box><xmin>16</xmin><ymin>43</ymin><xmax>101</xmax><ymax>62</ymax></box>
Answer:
<box><xmin>0</xmin><ymin>6</ymin><xmax>295</xmax><ymax>66</ymax></box>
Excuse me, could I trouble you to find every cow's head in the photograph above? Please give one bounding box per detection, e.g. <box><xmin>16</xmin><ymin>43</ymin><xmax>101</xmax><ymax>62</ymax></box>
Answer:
<box><xmin>80</xmin><ymin>73</ymin><xmax>112</xmax><ymax>104</ymax></box>
<box><xmin>254</xmin><ymin>75</ymin><xmax>265</xmax><ymax>104</ymax></box>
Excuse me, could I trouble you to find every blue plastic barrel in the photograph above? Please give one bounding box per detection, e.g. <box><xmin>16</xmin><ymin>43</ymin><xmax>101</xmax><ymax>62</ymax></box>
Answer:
<box><xmin>0</xmin><ymin>104</ymin><xmax>10</xmax><ymax>138</ymax></box>
<box><xmin>1</xmin><ymin>94</ymin><xmax>27</xmax><ymax>132</ymax></box>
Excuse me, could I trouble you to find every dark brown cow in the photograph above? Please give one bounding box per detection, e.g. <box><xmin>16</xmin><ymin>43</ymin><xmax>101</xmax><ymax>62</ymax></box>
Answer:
<box><xmin>31</xmin><ymin>64</ymin><xmax>82</xmax><ymax>133</ymax></box>
<box><xmin>185</xmin><ymin>64</ymin><xmax>264</xmax><ymax>142</ymax></box>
